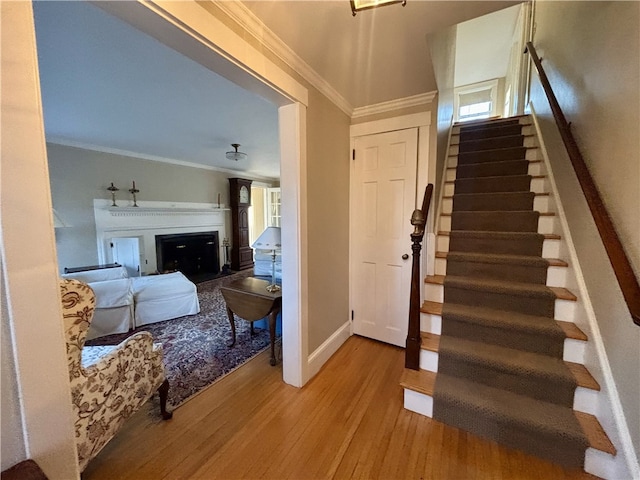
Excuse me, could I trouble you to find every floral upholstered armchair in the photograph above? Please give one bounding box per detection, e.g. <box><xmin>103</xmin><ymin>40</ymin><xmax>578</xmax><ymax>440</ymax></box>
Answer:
<box><xmin>60</xmin><ymin>278</ymin><xmax>172</xmax><ymax>471</ymax></box>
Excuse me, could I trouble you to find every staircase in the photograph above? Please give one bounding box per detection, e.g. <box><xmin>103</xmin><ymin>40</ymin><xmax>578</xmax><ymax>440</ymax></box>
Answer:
<box><xmin>400</xmin><ymin>116</ymin><xmax>616</xmax><ymax>472</ymax></box>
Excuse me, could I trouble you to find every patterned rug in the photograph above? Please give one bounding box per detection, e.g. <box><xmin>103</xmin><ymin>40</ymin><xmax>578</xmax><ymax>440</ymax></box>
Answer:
<box><xmin>86</xmin><ymin>270</ymin><xmax>278</xmax><ymax>409</ymax></box>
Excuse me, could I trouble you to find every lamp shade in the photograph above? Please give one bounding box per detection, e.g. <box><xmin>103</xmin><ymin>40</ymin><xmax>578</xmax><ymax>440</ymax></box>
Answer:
<box><xmin>251</xmin><ymin>226</ymin><xmax>281</xmax><ymax>250</ymax></box>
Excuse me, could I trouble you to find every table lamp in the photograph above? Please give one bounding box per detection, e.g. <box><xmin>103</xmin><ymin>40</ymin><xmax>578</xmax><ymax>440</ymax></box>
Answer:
<box><xmin>252</xmin><ymin>226</ymin><xmax>281</xmax><ymax>292</ymax></box>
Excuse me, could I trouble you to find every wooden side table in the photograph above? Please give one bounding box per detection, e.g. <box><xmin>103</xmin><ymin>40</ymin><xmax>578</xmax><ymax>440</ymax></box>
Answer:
<box><xmin>220</xmin><ymin>277</ymin><xmax>282</xmax><ymax>366</ymax></box>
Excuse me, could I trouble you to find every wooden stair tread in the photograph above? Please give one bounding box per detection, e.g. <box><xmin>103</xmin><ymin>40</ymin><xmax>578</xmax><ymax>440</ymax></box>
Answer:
<box><xmin>443</xmin><ymin>191</ymin><xmax>550</xmax><ymax>198</ymax></box>
<box><xmin>420</xmin><ymin>300</ymin><xmax>586</xmax><ymax>342</ymax></box>
<box><xmin>549</xmin><ymin>286</ymin><xmax>578</xmax><ymax>301</ymax></box>
<box><xmin>421</xmin><ymin>300</ymin><xmax>442</xmax><ymax>315</ymax></box>
<box><xmin>425</xmin><ymin>275</ymin><xmax>578</xmax><ymax>302</ymax></box>
<box><xmin>400</xmin><ymin>368</ymin><xmax>435</xmax><ymax>396</ymax></box>
<box><xmin>448</xmin><ymin>145</ymin><xmax>539</xmax><ymax>157</ymax></box>
<box><xmin>446</xmin><ymin>158</ymin><xmax>542</xmax><ymax>170</ymax></box>
<box><xmin>434</xmin><ymin>251</ymin><xmax>568</xmax><ymax>267</ymax></box>
<box><xmin>450</xmin><ymin>133</ymin><xmax>536</xmax><ymax>146</ymax></box>
<box><xmin>575</xmin><ymin>411</ymin><xmax>617</xmax><ymax>455</ymax></box>
<box><xmin>425</xmin><ymin>274</ymin><xmax>445</xmax><ymax>285</ymax></box>
<box><xmin>419</xmin><ymin>332</ymin><xmax>440</xmax><ymax>352</ymax></box>
<box><xmin>437</xmin><ymin>230</ymin><xmax>561</xmax><ymax>240</ymax></box>
<box><xmin>566</xmin><ymin>362</ymin><xmax>600</xmax><ymax>391</ymax></box>
<box><xmin>556</xmin><ymin>320</ymin><xmax>588</xmax><ymax>341</ymax></box>
<box><xmin>441</xmin><ymin>211</ymin><xmax>554</xmax><ymax>217</ymax></box>
<box><xmin>416</xmin><ymin>332</ymin><xmax>597</xmax><ymax>391</ymax></box>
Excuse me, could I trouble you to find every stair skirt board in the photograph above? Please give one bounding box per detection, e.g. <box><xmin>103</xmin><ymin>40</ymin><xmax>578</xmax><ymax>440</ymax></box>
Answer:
<box><xmin>408</xmin><ymin>116</ymin><xmax>612</xmax><ymax>471</ymax></box>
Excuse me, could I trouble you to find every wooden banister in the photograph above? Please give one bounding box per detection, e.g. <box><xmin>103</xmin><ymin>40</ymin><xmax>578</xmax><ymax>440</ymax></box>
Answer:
<box><xmin>406</xmin><ymin>184</ymin><xmax>434</xmax><ymax>370</ymax></box>
<box><xmin>526</xmin><ymin>41</ymin><xmax>640</xmax><ymax>327</ymax></box>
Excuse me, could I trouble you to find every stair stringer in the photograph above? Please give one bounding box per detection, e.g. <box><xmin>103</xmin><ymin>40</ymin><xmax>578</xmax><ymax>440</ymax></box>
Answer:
<box><xmin>401</xmin><ymin>116</ymin><xmax>623</xmax><ymax>477</ymax></box>
<box><xmin>527</xmin><ymin>106</ymin><xmax>639</xmax><ymax>480</ymax></box>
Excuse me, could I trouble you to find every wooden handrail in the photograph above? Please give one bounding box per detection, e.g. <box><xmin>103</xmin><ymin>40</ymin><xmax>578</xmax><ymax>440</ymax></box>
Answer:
<box><xmin>405</xmin><ymin>184</ymin><xmax>434</xmax><ymax>370</ymax></box>
<box><xmin>526</xmin><ymin>42</ymin><xmax>640</xmax><ymax>327</ymax></box>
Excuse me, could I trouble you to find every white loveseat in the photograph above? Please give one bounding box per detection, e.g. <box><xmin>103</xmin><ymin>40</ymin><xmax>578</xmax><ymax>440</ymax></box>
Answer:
<box><xmin>62</xmin><ymin>265</ymin><xmax>200</xmax><ymax>340</ymax></box>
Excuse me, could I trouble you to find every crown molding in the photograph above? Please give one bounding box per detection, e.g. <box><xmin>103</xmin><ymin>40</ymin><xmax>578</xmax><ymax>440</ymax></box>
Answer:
<box><xmin>213</xmin><ymin>1</ymin><xmax>354</xmax><ymax>117</ymax></box>
<box><xmin>351</xmin><ymin>91</ymin><xmax>437</xmax><ymax>119</ymax></box>
<box><xmin>46</xmin><ymin>137</ymin><xmax>279</xmax><ymax>182</ymax></box>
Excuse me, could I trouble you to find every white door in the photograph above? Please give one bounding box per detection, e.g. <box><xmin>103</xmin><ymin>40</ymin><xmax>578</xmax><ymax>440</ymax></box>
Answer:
<box><xmin>111</xmin><ymin>237</ymin><xmax>141</xmax><ymax>277</ymax></box>
<box><xmin>352</xmin><ymin>128</ymin><xmax>418</xmax><ymax>346</ymax></box>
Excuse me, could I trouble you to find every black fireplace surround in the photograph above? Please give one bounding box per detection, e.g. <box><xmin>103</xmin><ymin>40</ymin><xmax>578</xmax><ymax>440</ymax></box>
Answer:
<box><xmin>155</xmin><ymin>231</ymin><xmax>219</xmax><ymax>282</ymax></box>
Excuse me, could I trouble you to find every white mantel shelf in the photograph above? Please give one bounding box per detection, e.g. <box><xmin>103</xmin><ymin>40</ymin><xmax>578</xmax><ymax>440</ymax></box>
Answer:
<box><xmin>107</xmin><ymin>206</ymin><xmax>231</xmax><ymax>216</ymax></box>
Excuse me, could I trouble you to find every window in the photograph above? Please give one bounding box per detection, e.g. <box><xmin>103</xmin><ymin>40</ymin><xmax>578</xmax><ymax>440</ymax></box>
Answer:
<box><xmin>454</xmin><ymin>79</ymin><xmax>500</xmax><ymax>123</ymax></box>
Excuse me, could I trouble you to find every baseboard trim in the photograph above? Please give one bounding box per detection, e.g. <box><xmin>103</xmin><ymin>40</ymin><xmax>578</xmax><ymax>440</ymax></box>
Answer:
<box><xmin>307</xmin><ymin>321</ymin><xmax>351</xmax><ymax>379</ymax></box>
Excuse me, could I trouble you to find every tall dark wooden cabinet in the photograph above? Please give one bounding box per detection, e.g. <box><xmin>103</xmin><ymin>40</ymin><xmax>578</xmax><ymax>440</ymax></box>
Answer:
<box><xmin>229</xmin><ymin>178</ymin><xmax>254</xmax><ymax>271</ymax></box>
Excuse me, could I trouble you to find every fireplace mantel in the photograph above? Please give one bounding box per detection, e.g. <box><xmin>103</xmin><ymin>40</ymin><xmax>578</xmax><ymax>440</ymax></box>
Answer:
<box><xmin>94</xmin><ymin>199</ymin><xmax>230</xmax><ymax>274</ymax></box>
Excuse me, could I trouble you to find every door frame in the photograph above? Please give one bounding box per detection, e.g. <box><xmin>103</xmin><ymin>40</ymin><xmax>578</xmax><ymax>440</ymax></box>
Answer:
<box><xmin>2</xmin><ymin>2</ymin><xmax>310</xmax><ymax>477</ymax></box>
<box><xmin>349</xmin><ymin>111</ymin><xmax>433</xmax><ymax>337</ymax></box>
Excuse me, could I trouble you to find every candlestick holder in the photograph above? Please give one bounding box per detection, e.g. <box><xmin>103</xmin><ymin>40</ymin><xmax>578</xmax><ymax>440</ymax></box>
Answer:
<box><xmin>107</xmin><ymin>182</ymin><xmax>119</xmax><ymax>207</ymax></box>
<box><xmin>129</xmin><ymin>182</ymin><xmax>139</xmax><ymax>207</ymax></box>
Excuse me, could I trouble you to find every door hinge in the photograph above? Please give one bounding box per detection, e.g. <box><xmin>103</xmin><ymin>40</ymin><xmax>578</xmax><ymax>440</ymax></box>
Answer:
<box><xmin>351</xmin><ymin>310</ymin><xmax>354</xmax><ymax>321</ymax></box>
<box><xmin>110</xmin><ymin>242</ymin><xmax>114</xmax><ymax>248</ymax></box>
<box><xmin>352</xmin><ymin>149</ymin><xmax>355</xmax><ymax>160</ymax></box>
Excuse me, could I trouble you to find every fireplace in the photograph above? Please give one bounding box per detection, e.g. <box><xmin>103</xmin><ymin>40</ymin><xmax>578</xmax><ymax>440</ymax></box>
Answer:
<box><xmin>155</xmin><ymin>231</ymin><xmax>219</xmax><ymax>282</ymax></box>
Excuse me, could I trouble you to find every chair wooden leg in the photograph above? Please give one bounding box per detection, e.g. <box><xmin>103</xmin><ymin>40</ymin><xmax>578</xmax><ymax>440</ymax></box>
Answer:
<box><xmin>158</xmin><ymin>379</ymin><xmax>173</xmax><ymax>420</ymax></box>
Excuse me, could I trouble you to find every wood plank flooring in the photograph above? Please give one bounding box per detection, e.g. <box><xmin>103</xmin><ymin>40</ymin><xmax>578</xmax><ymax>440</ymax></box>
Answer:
<box><xmin>83</xmin><ymin>336</ymin><xmax>593</xmax><ymax>480</ymax></box>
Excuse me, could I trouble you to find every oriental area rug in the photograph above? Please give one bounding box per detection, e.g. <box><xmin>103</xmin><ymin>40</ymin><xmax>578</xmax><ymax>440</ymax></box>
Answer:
<box><xmin>87</xmin><ymin>269</ymin><xmax>278</xmax><ymax>409</ymax></box>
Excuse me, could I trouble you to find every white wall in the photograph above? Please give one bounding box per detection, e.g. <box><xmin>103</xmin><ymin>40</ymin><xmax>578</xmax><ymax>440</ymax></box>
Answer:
<box><xmin>48</xmin><ymin>143</ymin><xmax>263</xmax><ymax>273</ymax></box>
<box><xmin>529</xmin><ymin>0</ymin><xmax>640</xmax><ymax>472</ymax></box>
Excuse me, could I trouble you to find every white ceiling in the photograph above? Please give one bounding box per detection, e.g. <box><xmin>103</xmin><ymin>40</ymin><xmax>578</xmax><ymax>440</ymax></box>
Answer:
<box><xmin>455</xmin><ymin>4</ymin><xmax>521</xmax><ymax>87</ymax></box>
<box><xmin>34</xmin><ymin>1</ymin><xmax>521</xmax><ymax>180</ymax></box>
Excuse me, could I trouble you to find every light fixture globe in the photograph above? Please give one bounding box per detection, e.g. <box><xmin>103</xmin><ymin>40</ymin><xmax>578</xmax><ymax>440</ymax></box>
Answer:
<box><xmin>226</xmin><ymin>143</ymin><xmax>247</xmax><ymax>161</ymax></box>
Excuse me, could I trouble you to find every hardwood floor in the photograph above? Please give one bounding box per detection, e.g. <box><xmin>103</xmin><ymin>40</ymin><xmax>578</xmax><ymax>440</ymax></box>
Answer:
<box><xmin>83</xmin><ymin>336</ymin><xmax>592</xmax><ymax>479</ymax></box>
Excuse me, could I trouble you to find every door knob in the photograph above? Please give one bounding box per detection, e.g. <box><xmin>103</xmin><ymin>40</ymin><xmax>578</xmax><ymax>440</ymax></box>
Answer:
<box><xmin>402</xmin><ymin>254</ymin><xmax>409</xmax><ymax>260</ymax></box>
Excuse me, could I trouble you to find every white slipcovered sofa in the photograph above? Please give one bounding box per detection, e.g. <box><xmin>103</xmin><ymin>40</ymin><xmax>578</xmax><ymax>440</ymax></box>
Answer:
<box><xmin>62</xmin><ymin>265</ymin><xmax>200</xmax><ymax>340</ymax></box>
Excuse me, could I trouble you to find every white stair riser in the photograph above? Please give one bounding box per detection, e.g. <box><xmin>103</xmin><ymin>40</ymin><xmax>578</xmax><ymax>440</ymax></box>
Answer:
<box><xmin>531</xmin><ymin>176</ymin><xmax>548</xmax><ymax>193</ymax></box>
<box><xmin>439</xmin><ymin>215</ymin><xmax>451</xmax><ymax>232</ymax></box>
<box><xmin>437</xmin><ymin>236</ymin><xmax>561</xmax><ymax>259</ymax></box>
<box><xmin>420</xmin><ymin>311</ymin><xmax>585</xmax><ymax>364</ymax></box>
<box><xmin>542</xmin><ymin>239</ymin><xmax>561</xmax><ymax>258</ymax></box>
<box><xmin>436</xmin><ymin>235</ymin><xmax>449</xmax><ymax>252</ymax></box>
<box><xmin>448</xmin><ymin>137</ymin><xmax>537</xmax><ymax>157</ymax></box>
<box><xmin>445</xmin><ymin>169</ymin><xmax>456</xmax><ymax>181</ymax></box>
<box><xmin>425</xmin><ymin>283</ymin><xmax>444</xmax><ymax>303</ymax></box>
<box><xmin>403</xmin><ymin>389</ymin><xmax>433</xmax><ymax>418</ymax></box>
<box><xmin>585</xmin><ymin>448</ymin><xmax>618</xmax><ymax>480</ymax></box>
<box><xmin>444</xmin><ymin>183</ymin><xmax>455</xmax><ymax>197</ymax></box>
<box><xmin>533</xmin><ymin>195</ymin><xmax>552</xmax><ymax>212</ymax></box>
<box><xmin>528</xmin><ymin>162</ymin><xmax>545</xmax><ymax>176</ymax></box>
<box><xmin>423</xmin><ymin>284</ymin><xmax>576</xmax><ymax>323</ymax></box>
<box><xmin>439</xmin><ymin>214</ymin><xmax>558</xmax><ymax>234</ymax></box>
<box><xmin>563</xmin><ymin>338</ymin><xmax>586</xmax><ymax>364</ymax></box>
<box><xmin>420</xmin><ymin>312</ymin><xmax>442</xmax><ymax>335</ymax></box>
<box><xmin>405</xmin><ymin>384</ymin><xmax>597</xmax><ymax>423</ymax></box>
<box><xmin>440</xmin><ymin>194</ymin><xmax>552</xmax><ymax>215</ymax></box>
<box><xmin>538</xmin><ymin>215</ymin><xmax>559</xmax><ymax>235</ymax></box>
<box><xmin>547</xmin><ymin>266</ymin><xmax>568</xmax><ymax>286</ymax></box>
<box><xmin>555</xmin><ymin>299</ymin><xmax>576</xmax><ymax>322</ymax></box>
<box><xmin>419</xmin><ymin>349</ymin><xmax>438</xmax><ymax>372</ymax></box>
<box><xmin>435</xmin><ymin>257</ymin><xmax>446</xmax><ymax>275</ymax></box>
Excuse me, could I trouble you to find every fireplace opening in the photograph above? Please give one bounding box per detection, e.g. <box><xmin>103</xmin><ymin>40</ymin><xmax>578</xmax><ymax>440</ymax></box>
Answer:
<box><xmin>155</xmin><ymin>231</ymin><xmax>219</xmax><ymax>283</ymax></box>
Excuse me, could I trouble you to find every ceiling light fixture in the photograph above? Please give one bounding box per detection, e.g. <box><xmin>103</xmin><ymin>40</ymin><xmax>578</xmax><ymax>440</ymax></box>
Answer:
<box><xmin>225</xmin><ymin>143</ymin><xmax>247</xmax><ymax>161</ymax></box>
<box><xmin>351</xmin><ymin>0</ymin><xmax>406</xmax><ymax>16</ymax></box>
